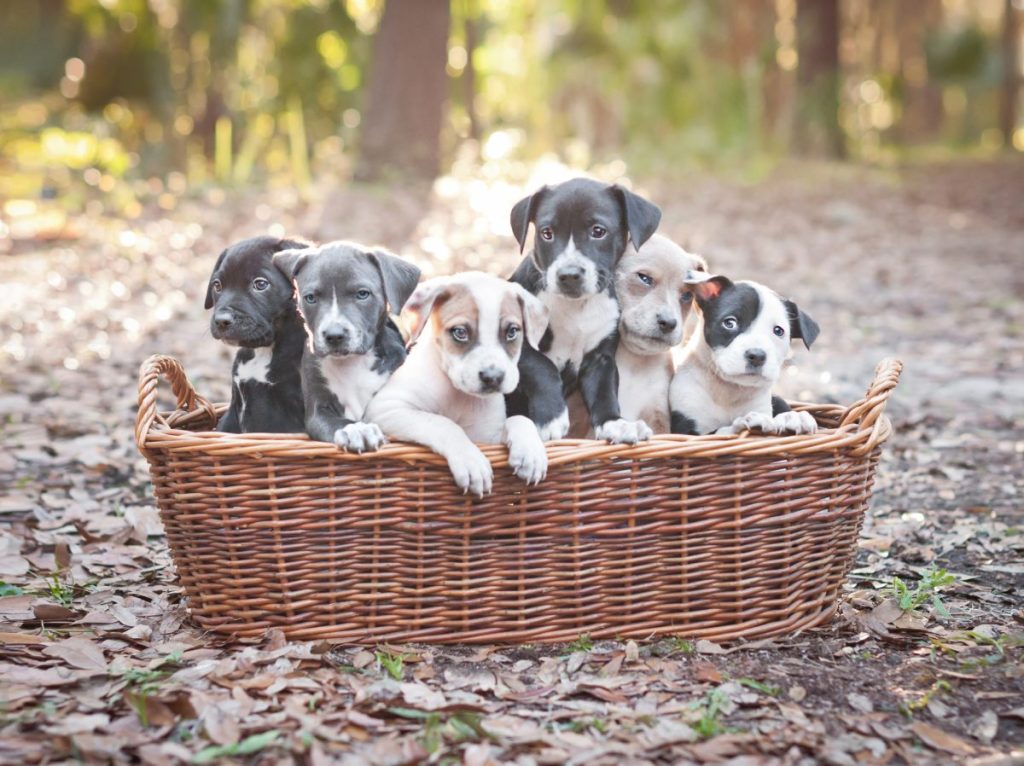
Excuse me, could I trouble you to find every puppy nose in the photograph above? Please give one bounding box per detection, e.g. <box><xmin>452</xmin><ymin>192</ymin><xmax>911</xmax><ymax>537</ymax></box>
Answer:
<box><xmin>478</xmin><ymin>367</ymin><xmax>505</xmax><ymax>389</ymax></box>
<box><xmin>556</xmin><ymin>266</ymin><xmax>583</xmax><ymax>287</ymax></box>
<box><xmin>745</xmin><ymin>349</ymin><xmax>767</xmax><ymax>368</ymax></box>
<box><xmin>323</xmin><ymin>329</ymin><xmax>349</xmax><ymax>346</ymax></box>
<box><xmin>213</xmin><ymin>312</ymin><xmax>233</xmax><ymax>331</ymax></box>
<box><xmin>656</xmin><ymin>314</ymin><xmax>678</xmax><ymax>333</ymax></box>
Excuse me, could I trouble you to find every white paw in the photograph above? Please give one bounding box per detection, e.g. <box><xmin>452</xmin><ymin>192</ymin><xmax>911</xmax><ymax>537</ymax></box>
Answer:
<box><xmin>729</xmin><ymin>411</ymin><xmax>776</xmax><ymax>434</ymax></box>
<box><xmin>505</xmin><ymin>416</ymin><xmax>548</xmax><ymax>485</ymax></box>
<box><xmin>595</xmin><ymin>418</ymin><xmax>653</xmax><ymax>445</ymax></box>
<box><xmin>446</xmin><ymin>445</ymin><xmax>493</xmax><ymax>497</ymax></box>
<box><xmin>333</xmin><ymin>422</ymin><xmax>386</xmax><ymax>453</ymax></box>
<box><xmin>771</xmin><ymin>410</ymin><xmax>818</xmax><ymax>435</ymax></box>
<box><xmin>536</xmin><ymin>409</ymin><xmax>570</xmax><ymax>441</ymax></box>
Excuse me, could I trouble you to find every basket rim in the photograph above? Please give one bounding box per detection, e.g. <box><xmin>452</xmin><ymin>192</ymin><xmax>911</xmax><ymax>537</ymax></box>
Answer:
<box><xmin>136</xmin><ymin>356</ymin><xmax>903</xmax><ymax>465</ymax></box>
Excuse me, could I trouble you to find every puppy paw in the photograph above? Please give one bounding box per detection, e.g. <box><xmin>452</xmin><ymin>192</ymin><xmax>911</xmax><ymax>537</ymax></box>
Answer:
<box><xmin>729</xmin><ymin>411</ymin><xmax>776</xmax><ymax>434</ymax></box>
<box><xmin>771</xmin><ymin>410</ymin><xmax>818</xmax><ymax>435</ymax></box>
<box><xmin>333</xmin><ymin>422</ymin><xmax>386</xmax><ymax>453</ymax></box>
<box><xmin>536</xmin><ymin>409</ymin><xmax>570</xmax><ymax>441</ymax></box>
<box><xmin>505</xmin><ymin>416</ymin><xmax>548</xmax><ymax>485</ymax></box>
<box><xmin>595</xmin><ymin>418</ymin><xmax>653</xmax><ymax>445</ymax></box>
<box><xmin>446</xmin><ymin>445</ymin><xmax>493</xmax><ymax>497</ymax></box>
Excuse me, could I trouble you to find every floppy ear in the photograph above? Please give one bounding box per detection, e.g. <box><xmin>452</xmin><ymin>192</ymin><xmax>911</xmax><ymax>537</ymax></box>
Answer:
<box><xmin>204</xmin><ymin>249</ymin><xmax>228</xmax><ymax>310</ymax></box>
<box><xmin>684</xmin><ymin>270</ymin><xmax>732</xmax><ymax>306</ymax></box>
<box><xmin>368</xmin><ymin>249</ymin><xmax>422</xmax><ymax>313</ymax></box>
<box><xmin>510</xmin><ymin>186</ymin><xmax>547</xmax><ymax>253</ymax></box>
<box><xmin>612</xmin><ymin>185</ymin><xmax>661</xmax><ymax>249</ymax></box>
<box><xmin>510</xmin><ymin>283</ymin><xmax>550</xmax><ymax>350</ymax></box>
<box><xmin>273</xmin><ymin>248</ymin><xmax>311</xmax><ymax>280</ymax></box>
<box><xmin>783</xmin><ymin>299</ymin><xmax>820</xmax><ymax>350</ymax></box>
<box><xmin>401</xmin><ymin>277</ymin><xmax>451</xmax><ymax>342</ymax></box>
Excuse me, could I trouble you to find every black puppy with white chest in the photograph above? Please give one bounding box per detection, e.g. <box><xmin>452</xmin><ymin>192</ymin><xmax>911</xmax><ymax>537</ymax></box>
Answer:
<box><xmin>273</xmin><ymin>241</ymin><xmax>420</xmax><ymax>452</ymax></box>
<box><xmin>506</xmin><ymin>178</ymin><xmax>662</xmax><ymax>443</ymax></box>
<box><xmin>206</xmin><ymin>235</ymin><xmax>309</xmax><ymax>433</ymax></box>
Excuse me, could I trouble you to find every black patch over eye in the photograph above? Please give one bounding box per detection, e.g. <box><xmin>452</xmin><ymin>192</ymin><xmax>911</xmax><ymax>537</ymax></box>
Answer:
<box><xmin>355</xmin><ymin>289</ymin><xmax>371</xmax><ymax>300</ymax></box>
<box><xmin>591</xmin><ymin>225</ymin><xmax>607</xmax><ymax>238</ymax></box>
<box><xmin>212</xmin><ymin>279</ymin><xmax>223</xmax><ymax>293</ymax></box>
<box><xmin>450</xmin><ymin>326</ymin><xmax>470</xmax><ymax>343</ymax></box>
<box><xmin>540</xmin><ymin>227</ymin><xmax>554</xmax><ymax>241</ymax></box>
<box><xmin>722</xmin><ymin>316</ymin><xmax>738</xmax><ymax>331</ymax></box>
<box><xmin>681</xmin><ymin>291</ymin><xmax>693</xmax><ymax>302</ymax></box>
<box><xmin>304</xmin><ymin>293</ymin><xmax>318</xmax><ymax>305</ymax></box>
<box><xmin>637</xmin><ymin>272</ymin><xmax>653</xmax><ymax>286</ymax></box>
<box><xmin>773</xmin><ymin>325</ymin><xmax>786</xmax><ymax>337</ymax></box>
<box><xmin>252</xmin><ymin>278</ymin><xmax>270</xmax><ymax>291</ymax></box>
<box><xmin>505</xmin><ymin>325</ymin><xmax>520</xmax><ymax>342</ymax></box>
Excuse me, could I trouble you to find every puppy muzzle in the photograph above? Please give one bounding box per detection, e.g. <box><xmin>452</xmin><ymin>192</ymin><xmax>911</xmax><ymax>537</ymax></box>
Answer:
<box><xmin>313</xmin><ymin>321</ymin><xmax>367</xmax><ymax>358</ymax></box>
<box><xmin>210</xmin><ymin>309</ymin><xmax>274</xmax><ymax>347</ymax></box>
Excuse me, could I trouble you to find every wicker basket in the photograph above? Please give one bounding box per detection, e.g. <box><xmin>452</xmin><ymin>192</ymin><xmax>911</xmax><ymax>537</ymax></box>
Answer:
<box><xmin>135</xmin><ymin>355</ymin><xmax>902</xmax><ymax>644</ymax></box>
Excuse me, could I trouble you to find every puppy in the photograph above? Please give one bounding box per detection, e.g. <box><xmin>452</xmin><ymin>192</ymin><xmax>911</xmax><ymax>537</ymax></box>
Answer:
<box><xmin>506</xmin><ymin>178</ymin><xmax>662</xmax><ymax>444</ymax></box>
<box><xmin>569</xmin><ymin>234</ymin><xmax>707</xmax><ymax>436</ymax></box>
<box><xmin>669</xmin><ymin>271</ymin><xmax>820</xmax><ymax>436</ymax></box>
<box><xmin>206</xmin><ymin>235</ymin><xmax>309</xmax><ymax>433</ymax></box>
<box><xmin>365</xmin><ymin>272</ymin><xmax>549</xmax><ymax>496</ymax></box>
<box><xmin>273</xmin><ymin>241</ymin><xmax>420</xmax><ymax>452</ymax></box>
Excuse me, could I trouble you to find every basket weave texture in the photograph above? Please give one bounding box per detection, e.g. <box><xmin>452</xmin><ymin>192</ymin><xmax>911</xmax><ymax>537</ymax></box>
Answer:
<box><xmin>135</xmin><ymin>356</ymin><xmax>902</xmax><ymax>644</ymax></box>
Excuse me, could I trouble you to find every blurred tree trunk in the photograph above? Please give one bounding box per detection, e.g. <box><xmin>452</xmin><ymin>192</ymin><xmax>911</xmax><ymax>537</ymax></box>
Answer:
<box><xmin>895</xmin><ymin>0</ymin><xmax>943</xmax><ymax>145</ymax></box>
<box><xmin>356</xmin><ymin>0</ymin><xmax>451</xmax><ymax>181</ymax></box>
<box><xmin>463</xmin><ymin>0</ymin><xmax>480</xmax><ymax>141</ymax></box>
<box><xmin>1001</xmin><ymin>0</ymin><xmax>1020</xmax><ymax>148</ymax></box>
<box><xmin>793</xmin><ymin>0</ymin><xmax>845</xmax><ymax>157</ymax></box>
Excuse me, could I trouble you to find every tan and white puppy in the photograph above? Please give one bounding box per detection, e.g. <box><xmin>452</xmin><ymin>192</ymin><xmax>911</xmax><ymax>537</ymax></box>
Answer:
<box><xmin>568</xmin><ymin>235</ymin><xmax>706</xmax><ymax>436</ymax></box>
<box><xmin>365</xmin><ymin>272</ymin><xmax>550</xmax><ymax>496</ymax></box>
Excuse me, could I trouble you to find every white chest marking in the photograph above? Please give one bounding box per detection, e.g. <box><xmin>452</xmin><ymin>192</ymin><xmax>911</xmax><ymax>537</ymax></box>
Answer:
<box><xmin>617</xmin><ymin>351</ymin><xmax>672</xmax><ymax>433</ymax></box>
<box><xmin>320</xmin><ymin>354</ymin><xmax>388</xmax><ymax>421</ymax></box>
<box><xmin>541</xmin><ymin>290</ymin><xmax>619</xmax><ymax>372</ymax></box>
<box><xmin>234</xmin><ymin>346</ymin><xmax>273</xmax><ymax>416</ymax></box>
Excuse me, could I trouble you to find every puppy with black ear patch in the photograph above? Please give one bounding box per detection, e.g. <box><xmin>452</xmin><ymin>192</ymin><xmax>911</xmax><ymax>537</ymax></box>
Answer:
<box><xmin>273</xmin><ymin>241</ymin><xmax>420</xmax><ymax>452</ymax></box>
<box><xmin>205</xmin><ymin>235</ymin><xmax>310</xmax><ymax>433</ymax></box>
<box><xmin>365</xmin><ymin>272</ymin><xmax>550</xmax><ymax>497</ymax></box>
<box><xmin>506</xmin><ymin>178</ymin><xmax>662</xmax><ymax>444</ymax></box>
<box><xmin>669</xmin><ymin>271</ymin><xmax>820</xmax><ymax>436</ymax></box>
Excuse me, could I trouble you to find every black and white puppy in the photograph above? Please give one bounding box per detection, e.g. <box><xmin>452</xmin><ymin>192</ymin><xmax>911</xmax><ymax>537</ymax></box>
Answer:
<box><xmin>669</xmin><ymin>272</ymin><xmax>820</xmax><ymax>436</ymax></box>
<box><xmin>506</xmin><ymin>178</ymin><xmax>662</xmax><ymax>443</ymax></box>
<box><xmin>206</xmin><ymin>235</ymin><xmax>309</xmax><ymax>433</ymax></box>
<box><xmin>273</xmin><ymin>240</ymin><xmax>420</xmax><ymax>452</ymax></box>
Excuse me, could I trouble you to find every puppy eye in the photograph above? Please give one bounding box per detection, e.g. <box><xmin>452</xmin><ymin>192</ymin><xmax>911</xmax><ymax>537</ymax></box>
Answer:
<box><xmin>450</xmin><ymin>326</ymin><xmax>470</xmax><ymax>343</ymax></box>
<box><xmin>680</xmin><ymin>291</ymin><xmax>693</xmax><ymax>302</ymax></box>
<box><xmin>539</xmin><ymin>227</ymin><xmax>554</xmax><ymax>241</ymax></box>
<box><xmin>591</xmin><ymin>225</ymin><xmax>607</xmax><ymax>239</ymax></box>
<box><xmin>211</xmin><ymin>279</ymin><xmax>222</xmax><ymax>293</ymax></box>
<box><xmin>773</xmin><ymin>325</ymin><xmax>786</xmax><ymax>337</ymax></box>
<box><xmin>505</xmin><ymin>325</ymin><xmax>520</xmax><ymax>342</ymax></box>
<box><xmin>722</xmin><ymin>316</ymin><xmax>738</xmax><ymax>331</ymax></box>
<box><xmin>355</xmin><ymin>289</ymin><xmax>371</xmax><ymax>300</ymax></box>
<box><xmin>637</xmin><ymin>272</ymin><xmax>653</xmax><ymax>286</ymax></box>
<box><xmin>303</xmin><ymin>293</ymin><xmax>318</xmax><ymax>305</ymax></box>
<box><xmin>252</xmin><ymin>278</ymin><xmax>270</xmax><ymax>291</ymax></box>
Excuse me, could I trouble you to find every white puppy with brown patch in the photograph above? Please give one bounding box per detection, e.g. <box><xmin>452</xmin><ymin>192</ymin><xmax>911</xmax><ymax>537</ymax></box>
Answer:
<box><xmin>365</xmin><ymin>272</ymin><xmax>550</xmax><ymax>496</ymax></box>
<box><xmin>568</xmin><ymin>234</ymin><xmax>707</xmax><ymax>436</ymax></box>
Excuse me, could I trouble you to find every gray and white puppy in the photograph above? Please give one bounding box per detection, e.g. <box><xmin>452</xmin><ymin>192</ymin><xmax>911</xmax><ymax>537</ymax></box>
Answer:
<box><xmin>669</xmin><ymin>272</ymin><xmax>820</xmax><ymax>436</ymax></box>
<box><xmin>206</xmin><ymin>235</ymin><xmax>309</xmax><ymax>433</ymax></box>
<box><xmin>273</xmin><ymin>240</ymin><xmax>421</xmax><ymax>452</ymax></box>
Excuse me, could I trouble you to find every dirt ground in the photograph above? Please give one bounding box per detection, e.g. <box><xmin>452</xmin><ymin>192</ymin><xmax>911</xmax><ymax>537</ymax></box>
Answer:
<box><xmin>1</xmin><ymin>157</ymin><xmax>1022</xmax><ymax>765</ymax></box>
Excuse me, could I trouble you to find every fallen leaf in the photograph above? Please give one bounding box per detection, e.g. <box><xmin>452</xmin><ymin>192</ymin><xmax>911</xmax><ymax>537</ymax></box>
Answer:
<box><xmin>911</xmin><ymin>722</ymin><xmax>975</xmax><ymax>756</ymax></box>
<box><xmin>42</xmin><ymin>636</ymin><xmax>107</xmax><ymax>671</ymax></box>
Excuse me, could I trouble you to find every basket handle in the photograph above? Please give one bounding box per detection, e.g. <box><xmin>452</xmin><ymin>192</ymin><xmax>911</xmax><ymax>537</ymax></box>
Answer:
<box><xmin>838</xmin><ymin>357</ymin><xmax>903</xmax><ymax>439</ymax></box>
<box><xmin>135</xmin><ymin>355</ymin><xmax>217</xmax><ymax>451</ymax></box>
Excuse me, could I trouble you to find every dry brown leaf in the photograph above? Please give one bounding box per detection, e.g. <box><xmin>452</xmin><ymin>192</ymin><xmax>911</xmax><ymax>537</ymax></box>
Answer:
<box><xmin>42</xmin><ymin>636</ymin><xmax>107</xmax><ymax>671</ymax></box>
<box><xmin>910</xmin><ymin>722</ymin><xmax>975</xmax><ymax>756</ymax></box>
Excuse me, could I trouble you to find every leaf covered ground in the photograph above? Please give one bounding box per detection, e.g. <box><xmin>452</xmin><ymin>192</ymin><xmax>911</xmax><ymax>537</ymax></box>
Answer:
<box><xmin>1</xmin><ymin>158</ymin><xmax>1022</xmax><ymax>765</ymax></box>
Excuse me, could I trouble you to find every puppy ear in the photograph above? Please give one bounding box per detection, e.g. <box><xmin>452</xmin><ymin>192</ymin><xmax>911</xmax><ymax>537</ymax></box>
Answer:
<box><xmin>401</xmin><ymin>277</ymin><xmax>450</xmax><ymax>343</ymax></box>
<box><xmin>511</xmin><ymin>283</ymin><xmax>550</xmax><ymax>350</ymax></box>
<box><xmin>684</xmin><ymin>270</ymin><xmax>732</xmax><ymax>305</ymax></box>
<box><xmin>612</xmin><ymin>185</ymin><xmax>661</xmax><ymax>249</ymax></box>
<box><xmin>273</xmin><ymin>248</ymin><xmax>310</xmax><ymax>279</ymax></box>
<box><xmin>369</xmin><ymin>249</ymin><xmax>422</xmax><ymax>313</ymax></box>
<box><xmin>510</xmin><ymin>186</ymin><xmax>547</xmax><ymax>253</ymax></box>
<box><xmin>205</xmin><ymin>249</ymin><xmax>228</xmax><ymax>310</ymax></box>
<box><xmin>783</xmin><ymin>299</ymin><xmax>820</xmax><ymax>350</ymax></box>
